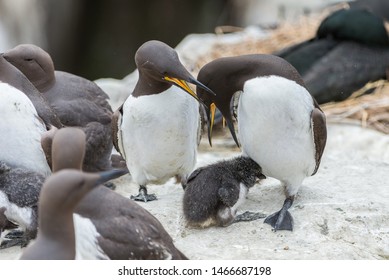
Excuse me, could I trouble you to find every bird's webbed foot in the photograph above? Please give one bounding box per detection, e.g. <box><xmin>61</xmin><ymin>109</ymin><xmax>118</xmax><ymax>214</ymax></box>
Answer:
<box><xmin>130</xmin><ymin>185</ymin><xmax>157</xmax><ymax>202</ymax></box>
<box><xmin>264</xmin><ymin>197</ymin><xmax>294</xmax><ymax>231</ymax></box>
<box><xmin>0</xmin><ymin>230</ymin><xmax>31</xmax><ymax>249</ymax></box>
<box><xmin>234</xmin><ymin>211</ymin><xmax>266</xmax><ymax>223</ymax></box>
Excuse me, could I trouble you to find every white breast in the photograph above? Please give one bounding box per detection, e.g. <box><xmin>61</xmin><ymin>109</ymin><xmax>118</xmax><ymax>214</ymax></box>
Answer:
<box><xmin>0</xmin><ymin>82</ymin><xmax>51</xmax><ymax>176</ymax></box>
<box><xmin>238</xmin><ymin>76</ymin><xmax>316</xmax><ymax>192</ymax></box>
<box><xmin>73</xmin><ymin>213</ymin><xmax>109</xmax><ymax>260</ymax></box>
<box><xmin>120</xmin><ymin>87</ymin><xmax>199</xmax><ymax>185</ymax></box>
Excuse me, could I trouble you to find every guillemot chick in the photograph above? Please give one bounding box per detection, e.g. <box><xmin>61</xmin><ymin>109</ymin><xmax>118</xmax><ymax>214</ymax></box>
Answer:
<box><xmin>197</xmin><ymin>54</ymin><xmax>327</xmax><ymax>231</ymax></box>
<box><xmin>183</xmin><ymin>156</ymin><xmax>266</xmax><ymax>228</ymax></box>
<box><xmin>19</xmin><ymin>168</ymin><xmax>128</xmax><ymax>260</ymax></box>
<box><xmin>50</xmin><ymin>127</ymin><xmax>187</xmax><ymax>259</ymax></box>
<box><xmin>3</xmin><ymin>44</ymin><xmax>114</xmax><ymax>172</ymax></box>
<box><xmin>113</xmin><ymin>40</ymin><xmax>214</xmax><ymax>202</ymax></box>
<box><xmin>0</xmin><ymin>207</ymin><xmax>8</xmax><ymax>233</ymax></box>
<box><xmin>0</xmin><ymin>162</ymin><xmax>45</xmax><ymax>248</ymax></box>
<box><xmin>0</xmin><ymin>207</ymin><xmax>18</xmax><ymax>235</ymax></box>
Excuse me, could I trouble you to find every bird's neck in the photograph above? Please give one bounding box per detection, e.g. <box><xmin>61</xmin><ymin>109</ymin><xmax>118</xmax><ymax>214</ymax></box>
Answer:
<box><xmin>35</xmin><ymin>73</ymin><xmax>56</xmax><ymax>92</ymax></box>
<box><xmin>39</xmin><ymin>210</ymin><xmax>76</xmax><ymax>248</ymax></box>
<box><xmin>132</xmin><ymin>72</ymin><xmax>170</xmax><ymax>97</ymax></box>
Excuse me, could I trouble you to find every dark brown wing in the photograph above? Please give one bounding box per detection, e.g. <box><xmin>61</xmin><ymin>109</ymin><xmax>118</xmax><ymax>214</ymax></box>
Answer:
<box><xmin>311</xmin><ymin>107</ymin><xmax>327</xmax><ymax>175</ymax></box>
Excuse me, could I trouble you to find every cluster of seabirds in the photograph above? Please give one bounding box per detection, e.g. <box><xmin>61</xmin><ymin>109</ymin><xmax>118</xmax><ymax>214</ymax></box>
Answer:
<box><xmin>0</xmin><ymin>5</ymin><xmax>389</xmax><ymax>260</ymax></box>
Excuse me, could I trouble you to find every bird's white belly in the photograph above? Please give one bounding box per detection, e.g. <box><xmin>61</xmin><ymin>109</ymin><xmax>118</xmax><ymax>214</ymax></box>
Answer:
<box><xmin>238</xmin><ymin>76</ymin><xmax>316</xmax><ymax>189</ymax></box>
<box><xmin>121</xmin><ymin>90</ymin><xmax>199</xmax><ymax>185</ymax></box>
<box><xmin>0</xmin><ymin>83</ymin><xmax>51</xmax><ymax>176</ymax></box>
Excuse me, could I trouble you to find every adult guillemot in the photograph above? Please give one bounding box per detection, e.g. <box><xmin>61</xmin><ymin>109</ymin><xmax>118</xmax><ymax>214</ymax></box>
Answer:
<box><xmin>112</xmin><ymin>40</ymin><xmax>214</xmax><ymax>202</ymax></box>
<box><xmin>3</xmin><ymin>44</ymin><xmax>113</xmax><ymax>172</ymax></box>
<box><xmin>197</xmin><ymin>54</ymin><xmax>327</xmax><ymax>231</ymax></box>
<box><xmin>19</xmin><ymin>168</ymin><xmax>127</xmax><ymax>260</ymax></box>
<box><xmin>0</xmin><ymin>54</ymin><xmax>62</xmax><ymax>129</ymax></box>
<box><xmin>183</xmin><ymin>156</ymin><xmax>266</xmax><ymax>228</ymax></box>
<box><xmin>52</xmin><ymin>127</ymin><xmax>188</xmax><ymax>260</ymax></box>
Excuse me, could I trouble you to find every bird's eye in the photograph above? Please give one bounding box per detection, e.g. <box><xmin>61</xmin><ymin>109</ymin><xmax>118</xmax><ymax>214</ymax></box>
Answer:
<box><xmin>25</xmin><ymin>58</ymin><xmax>33</xmax><ymax>62</ymax></box>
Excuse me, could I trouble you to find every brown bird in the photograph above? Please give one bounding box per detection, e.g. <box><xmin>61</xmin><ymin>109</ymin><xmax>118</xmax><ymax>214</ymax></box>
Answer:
<box><xmin>3</xmin><ymin>44</ymin><xmax>113</xmax><ymax>172</ymax></box>
<box><xmin>19</xmin><ymin>168</ymin><xmax>127</xmax><ymax>260</ymax></box>
<box><xmin>30</xmin><ymin>127</ymin><xmax>187</xmax><ymax>259</ymax></box>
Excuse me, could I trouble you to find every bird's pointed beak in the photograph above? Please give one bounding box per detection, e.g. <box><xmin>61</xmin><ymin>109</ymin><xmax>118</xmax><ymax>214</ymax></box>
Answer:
<box><xmin>205</xmin><ymin>100</ymin><xmax>240</xmax><ymax>148</ymax></box>
<box><xmin>96</xmin><ymin>168</ymin><xmax>129</xmax><ymax>186</ymax></box>
<box><xmin>187</xmin><ymin>77</ymin><xmax>216</xmax><ymax>97</ymax></box>
<box><xmin>163</xmin><ymin>75</ymin><xmax>215</xmax><ymax>108</ymax></box>
<box><xmin>205</xmin><ymin>103</ymin><xmax>217</xmax><ymax>146</ymax></box>
<box><xmin>225</xmin><ymin>114</ymin><xmax>240</xmax><ymax>148</ymax></box>
<box><xmin>164</xmin><ymin>76</ymin><xmax>199</xmax><ymax>100</ymax></box>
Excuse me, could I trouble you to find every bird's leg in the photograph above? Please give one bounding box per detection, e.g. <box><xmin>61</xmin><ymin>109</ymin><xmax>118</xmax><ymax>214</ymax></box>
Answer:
<box><xmin>130</xmin><ymin>185</ymin><xmax>157</xmax><ymax>202</ymax></box>
<box><xmin>234</xmin><ymin>211</ymin><xmax>267</xmax><ymax>223</ymax></box>
<box><xmin>264</xmin><ymin>196</ymin><xmax>294</xmax><ymax>231</ymax></box>
<box><xmin>177</xmin><ymin>175</ymin><xmax>188</xmax><ymax>190</ymax></box>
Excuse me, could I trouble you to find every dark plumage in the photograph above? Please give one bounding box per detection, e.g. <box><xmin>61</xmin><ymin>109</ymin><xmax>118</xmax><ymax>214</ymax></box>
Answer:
<box><xmin>0</xmin><ymin>161</ymin><xmax>44</xmax><ymax>248</ymax></box>
<box><xmin>303</xmin><ymin>42</ymin><xmax>389</xmax><ymax>102</ymax></box>
<box><xmin>348</xmin><ymin>0</ymin><xmax>389</xmax><ymax>21</ymax></box>
<box><xmin>19</xmin><ymin>168</ymin><xmax>128</xmax><ymax>260</ymax></box>
<box><xmin>0</xmin><ymin>207</ymin><xmax>18</xmax><ymax>233</ymax></box>
<box><xmin>0</xmin><ymin>55</ymin><xmax>62</xmax><ymax>129</ymax></box>
<box><xmin>0</xmin><ymin>207</ymin><xmax>7</xmax><ymax>232</ymax></box>
<box><xmin>275</xmin><ymin>8</ymin><xmax>389</xmax><ymax>104</ymax></box>
<box><xmin>51</xmin><ymin>127</ymin><xmax>187</xmax><ymax>260</ymax></box>
<box><xmin>183</xmin><ymin>156</ymin><xmax>265</xmax><ymax>228</ymax></box>
<box><xmin>74</xmin><ymin>186</ymin><xmax>188</xmax><ymax>260</ymax></box>
<box><xmin>3</xmin><ymin>44</ymin><xmax>114</xmax><ymax>172</ymax></box>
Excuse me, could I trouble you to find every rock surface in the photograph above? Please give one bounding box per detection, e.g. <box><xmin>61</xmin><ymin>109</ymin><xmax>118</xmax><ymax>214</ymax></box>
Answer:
<box><xmin>1</xmin><ymin>123</ymin><xmax>388</xmax><ymax>260</ymax></box>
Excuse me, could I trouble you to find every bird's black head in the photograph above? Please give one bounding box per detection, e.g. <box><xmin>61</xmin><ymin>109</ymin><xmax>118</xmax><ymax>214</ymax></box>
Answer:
<box><xmin>133</xmin><ymin>40</ymin><xmax>214</xmax><ymax>103</ymax></box>
<box><xmin>196</xmin><ymin>56</ymin><xmax>247</xmax><ymax>147</ymax></box>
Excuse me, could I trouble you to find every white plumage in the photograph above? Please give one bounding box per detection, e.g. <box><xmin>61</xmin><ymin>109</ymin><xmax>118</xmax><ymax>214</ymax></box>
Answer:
<box><xmin>0</xmin><ymin>82</ymin><xmax>50</xmax><ymax>176</ymax></box>
<box><xmin>238</xmin><ymin>76</ymin><xmax>316</xmax><ymax>196</ymax></box>
<box><xmin>120</xmin><ymin>87</ymin><xmax>199</xmax><ymax>186</ymax></box>
<box><xmin>73</xmin><ymin>213</ymin><xmax>109</xmax><ymax>260</ymax></box>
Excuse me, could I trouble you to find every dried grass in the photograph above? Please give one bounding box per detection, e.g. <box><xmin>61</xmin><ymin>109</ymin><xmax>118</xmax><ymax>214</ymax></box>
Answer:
<box><xmin>322</xmin><ymin>80</ymin><xmax>389</xmax><ymax>134</ymax></box>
